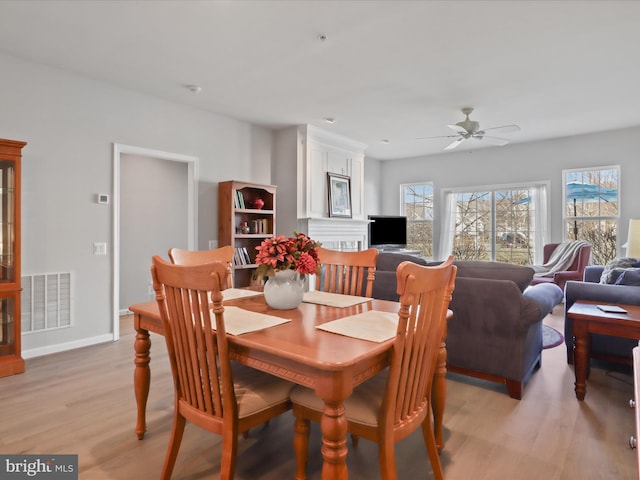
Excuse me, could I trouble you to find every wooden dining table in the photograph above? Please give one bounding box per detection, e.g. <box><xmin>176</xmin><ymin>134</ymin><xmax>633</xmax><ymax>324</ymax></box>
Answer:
<box><xmin>129</xmin><ymin>292</ymin><xmax>450</xmax><ymax>480</ymax></box>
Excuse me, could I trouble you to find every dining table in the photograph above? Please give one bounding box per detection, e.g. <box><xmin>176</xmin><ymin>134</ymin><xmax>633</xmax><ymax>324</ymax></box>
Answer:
<box><xmin>129</xmin><ymin>289</ymin><xmax>450</xmax><ymax>480</ymax></box>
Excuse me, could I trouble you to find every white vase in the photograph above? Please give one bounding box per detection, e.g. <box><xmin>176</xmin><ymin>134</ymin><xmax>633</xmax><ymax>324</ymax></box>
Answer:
<box><xmin>263</xmin><ymin>269</ymin><xmax>305</xmax><ymax>310</ymax></box>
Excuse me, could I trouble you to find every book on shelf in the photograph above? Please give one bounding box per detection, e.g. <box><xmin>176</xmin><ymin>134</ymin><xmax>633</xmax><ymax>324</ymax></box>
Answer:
<box><xmin>242</xmin><ymin>247</ymin><xmax>251</xmax><ymax>264</ymax></box>
<box><xmin>235</xmin><ymin>190</ymin><xmax>245</xmax><ymax>209</ymax></box>
<box><xmin>233</xmin><ymin>247</ymin><xmax>252</xmax><ymax>266</ymax></box>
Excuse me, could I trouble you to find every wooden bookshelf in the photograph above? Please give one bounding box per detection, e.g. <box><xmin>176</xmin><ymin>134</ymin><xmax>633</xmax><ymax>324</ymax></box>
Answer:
<box><xmin>218</xmin><ymin>180</ymin><xmax>276</xmax><ymax>287</ymax></box>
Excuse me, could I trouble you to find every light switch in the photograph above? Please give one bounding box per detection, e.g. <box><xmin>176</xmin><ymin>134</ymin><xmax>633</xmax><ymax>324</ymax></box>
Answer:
<box><xmin>93</xmin><ymin>242</ymin><xmax>107</xmax><ymax>255</ymax></box>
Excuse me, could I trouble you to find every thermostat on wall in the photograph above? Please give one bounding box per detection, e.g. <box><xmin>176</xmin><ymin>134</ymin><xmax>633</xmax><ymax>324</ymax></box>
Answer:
<box><xmin>97</xmin><ymin>194</ymin><xmax>109</xmax><ymax>204</ymax></box>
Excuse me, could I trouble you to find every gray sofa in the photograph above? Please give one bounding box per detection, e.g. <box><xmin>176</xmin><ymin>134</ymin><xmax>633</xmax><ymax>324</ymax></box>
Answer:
<box><xmin>372</xmin><ymin>253</ymin><xmax>563</xmax><ymax>399</ymax></box>
<box><xmin>564</xmin><ymin>265</ymin><xmax>640</xmax><ymax>364</ymax></box>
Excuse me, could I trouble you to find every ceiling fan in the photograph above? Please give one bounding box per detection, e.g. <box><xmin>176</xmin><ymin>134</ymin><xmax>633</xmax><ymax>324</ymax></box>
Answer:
<box><xmin>419</xmin><ymin>108</ymin><xmax>520</xmax><ymax>151</ymax></box>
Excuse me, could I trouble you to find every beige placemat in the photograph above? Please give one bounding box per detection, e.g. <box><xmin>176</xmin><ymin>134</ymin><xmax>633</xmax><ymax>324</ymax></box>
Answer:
<box><xmin>215</xmin><ymin>306</ymin><xmax>290</xmax><ymax>335</ymax></box>
<box><xmin>222</xmin><ymin>288</ymin><xmax>263</xmax><ymax>301</ymax></box>
<box><xmin>316</xmin><ymin>310</ymin><xmax>398</xmax><ymax>342</ymax></box>
<box><xmin>303</xmin><ymin>290</ymin><xmax>372</xmax><ymax>308</ymax></box>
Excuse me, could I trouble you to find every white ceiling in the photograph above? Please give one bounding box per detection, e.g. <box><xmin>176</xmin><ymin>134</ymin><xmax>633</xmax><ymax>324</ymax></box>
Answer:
<box><xmin>1</xmin><ymin>0</ymin><xmax>639</xmax><ymax>160</ymax></box>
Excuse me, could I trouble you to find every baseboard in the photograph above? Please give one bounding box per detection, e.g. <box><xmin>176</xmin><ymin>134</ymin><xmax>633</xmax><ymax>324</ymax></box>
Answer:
<box><xmin>22</xmin><ymin>334</ymin><xmax>115</xmax><ymax>359</ymax></box>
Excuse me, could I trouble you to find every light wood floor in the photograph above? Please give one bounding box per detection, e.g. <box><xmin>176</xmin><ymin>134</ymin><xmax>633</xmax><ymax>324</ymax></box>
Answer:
<box><xmin>0</xmin><ymin>305</ymin><xmax>636</xmax><ymax>479</ymax></box>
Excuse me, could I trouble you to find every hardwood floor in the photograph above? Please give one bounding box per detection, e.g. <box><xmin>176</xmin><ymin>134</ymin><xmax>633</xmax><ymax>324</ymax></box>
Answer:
<box><xmin>0</xmin><ymin>305</ymin><xmax>636</xmax><ymax>479</ymax></box>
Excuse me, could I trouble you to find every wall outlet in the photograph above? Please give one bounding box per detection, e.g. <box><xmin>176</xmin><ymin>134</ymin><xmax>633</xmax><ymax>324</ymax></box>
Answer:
<box><xmin>208</xmin><ymin>240</ymin><xmax>218</xmax><ymax>250</ymax></box>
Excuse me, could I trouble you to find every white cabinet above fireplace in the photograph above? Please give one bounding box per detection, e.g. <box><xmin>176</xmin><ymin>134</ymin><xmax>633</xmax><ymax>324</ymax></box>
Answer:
<box><xmin>274</xmin><ymin>125</ymin><xmax>367</xmax><ymax>237</ymax></box>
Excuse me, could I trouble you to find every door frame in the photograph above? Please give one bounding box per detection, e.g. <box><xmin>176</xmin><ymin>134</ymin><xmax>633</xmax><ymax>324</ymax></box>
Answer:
<box><xmin>112</xmin><ymin>143</ymin><xmax>198</xmax><ymax>340</ymax></box>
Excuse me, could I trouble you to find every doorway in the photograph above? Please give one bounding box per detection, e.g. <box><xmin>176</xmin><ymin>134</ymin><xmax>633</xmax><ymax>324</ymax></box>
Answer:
<box><xmin>112</xmin><ymin>144</ymin><xmax>197</xmax><ymax>340</ymax></box>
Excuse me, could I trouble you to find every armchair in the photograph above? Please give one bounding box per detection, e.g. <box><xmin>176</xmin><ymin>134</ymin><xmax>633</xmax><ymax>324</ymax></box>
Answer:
<box><xmin>530</xmin><ymin>242</ymin><xmax>591</xmax><ymax>290</ymax></box>
<box><xmin>564</xmin><ymin>265</ymin><xmax>640</xmax><ymax>364</ymax></box>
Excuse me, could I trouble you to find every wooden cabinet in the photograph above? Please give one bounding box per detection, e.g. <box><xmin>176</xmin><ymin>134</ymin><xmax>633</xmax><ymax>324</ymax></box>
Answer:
<box><xmin>0</xmin><ymin>138</ymin><xmax>25</xmax><ymax>377</ymax></box>
<box><xmin>218</xmin><ymin>180</ymin><xmax>276</xmax><ymax>287</ymax></box>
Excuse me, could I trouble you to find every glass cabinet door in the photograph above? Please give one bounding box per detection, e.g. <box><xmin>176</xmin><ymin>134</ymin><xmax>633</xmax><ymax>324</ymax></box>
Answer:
<box><xmin>0</xmin><ymin>160</ymin><xmax>15</xmax><ymax>284</ymax></box>
<box><xmin>0</xmin><ymin>294</ymin><xmax>15</xmax><ymax>355</ymax></box>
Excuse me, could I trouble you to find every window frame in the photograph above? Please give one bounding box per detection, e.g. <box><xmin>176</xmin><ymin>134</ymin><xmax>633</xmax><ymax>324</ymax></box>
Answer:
<box><xmin>562</xmin><ymin>165</ymin><xmax>620</xmax><ymax>265</ymax></box>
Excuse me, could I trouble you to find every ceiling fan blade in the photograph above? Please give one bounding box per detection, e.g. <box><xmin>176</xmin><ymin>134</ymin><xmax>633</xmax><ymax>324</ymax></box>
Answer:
<box><xmin>448</xmin><ymin>124</ymin><xmax>468</xmax><ymax>134</ymax></box>
<box><xmin>482</xmin><ymin>124</ymin><xmax>520</xmax><ymax>134</ymax></box>
<box><xmin>445</xmin><ymin>137</ymin><xmax>466</xmax><ymax>150</ymax></box>
<box><xmin>416</xmin><ymin>134</ymin><xmax>460</xmax><ymax>140</ymax></box>
<box><xmin>479</xmin><ymin>135</ymin><xmax>510</xmax><ymax>146</ymax></box>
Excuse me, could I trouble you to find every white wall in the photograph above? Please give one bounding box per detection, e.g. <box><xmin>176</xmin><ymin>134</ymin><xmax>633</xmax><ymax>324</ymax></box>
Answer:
<box><xmin>371</xmin><ymin>126</ymin><xmax>640</xmax><ymax>260</ymax></box>
<box><xmin>0</xmin><ymin>53</ymin><xmax>273</xmax><ymax>356</ymax></box>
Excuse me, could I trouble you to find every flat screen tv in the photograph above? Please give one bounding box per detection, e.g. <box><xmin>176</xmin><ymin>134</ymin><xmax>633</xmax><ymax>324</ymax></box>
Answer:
<box><xmin>368</xmin><ymin>215</ymin><xmax>407</xmax><ymax>250</ymax></box>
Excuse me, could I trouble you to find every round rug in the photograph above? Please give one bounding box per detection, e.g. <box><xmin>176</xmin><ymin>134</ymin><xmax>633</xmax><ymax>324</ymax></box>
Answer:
<box><xmin>543</xmin><ymin>324</ymin><xmax>564</xmax><ymax>349</ymax></box>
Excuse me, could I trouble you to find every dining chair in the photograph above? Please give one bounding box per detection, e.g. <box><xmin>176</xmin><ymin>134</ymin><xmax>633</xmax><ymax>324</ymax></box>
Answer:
<box><xmin>150</xmin><ymin>256</ymin><xmax>294</xmax><ymax>480</ymax></box>
<box><xmin>168</xmin><ymin>245</ymin><xmax>234</xmax><ymax>288</ymax></box>
<box><xmin>315</xmin><ymin>247</ymin><xmax>379</xmax><ymax>297</ymax></box>
<box><xmin>290</xmin><ymin>256</ymin><xmax>457</xmax><ymax>480</ymax></box>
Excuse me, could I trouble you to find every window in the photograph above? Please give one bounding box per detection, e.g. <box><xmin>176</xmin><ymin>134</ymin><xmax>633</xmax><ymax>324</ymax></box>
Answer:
<box><xmin>563</xmin><ymin>166</ymin><xmax>619</xmax><ymax>265</ymax></box>
<box><xmin>442</xmin><ymin>183</ymin><xmax>548</xmax><ymax>265</ymax></box>
<box><xmin>401</xmin><ymin>183</ymin><xmax>433</xmax><ymax>257</ymax></box>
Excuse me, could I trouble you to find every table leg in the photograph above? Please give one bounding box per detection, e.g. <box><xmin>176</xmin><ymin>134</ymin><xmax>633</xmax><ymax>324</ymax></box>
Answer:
<box><xmin>319</xmin><ymin>396</ymin><xmax>348</xmax><ymax>480</ymax></box>
<box><xmin>573</xmin><ymin>321</ymin><xmax>589</xmax><ymax>401</ymax></box>
<box><xmin>432</xmin><ymin>336</ymin><xmax>447</xmax><ymax>453</ymax></box>
<box><xmin>133</xmin><ymin>321</ymin><xmax>151</xmax><ymax>439</ymax></box>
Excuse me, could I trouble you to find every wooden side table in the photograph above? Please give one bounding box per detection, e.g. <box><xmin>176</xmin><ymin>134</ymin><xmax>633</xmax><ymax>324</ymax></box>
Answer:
<box><xmin>567</xmin><ymin>300</ymin><xmax>640</xmax><ymax>400</ymax></box>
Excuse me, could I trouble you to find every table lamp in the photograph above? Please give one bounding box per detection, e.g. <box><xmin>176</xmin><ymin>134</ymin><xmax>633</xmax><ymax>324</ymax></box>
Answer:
<box><xmin>625</xmin><ymin>219</ymin><xmax>640</xmax><ymax>258</ymax></box>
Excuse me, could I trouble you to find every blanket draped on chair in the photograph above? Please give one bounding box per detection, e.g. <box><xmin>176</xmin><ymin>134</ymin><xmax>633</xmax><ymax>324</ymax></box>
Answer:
<box><xmin>531</xmin><ymin>240</ymin><xmax>590</xmax><ymax>277</ymax></box>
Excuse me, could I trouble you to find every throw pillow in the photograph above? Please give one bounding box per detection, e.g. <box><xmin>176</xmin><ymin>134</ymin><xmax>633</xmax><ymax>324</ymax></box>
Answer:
<box><xmin>600</xmin><ymin>257</ymin><xmax>640</xmax><ymax>284</ymax></box>
<box><xmin>614</xmin><ymin>268</ymin><xmax>640</xmax><ymax>286</ymax></box>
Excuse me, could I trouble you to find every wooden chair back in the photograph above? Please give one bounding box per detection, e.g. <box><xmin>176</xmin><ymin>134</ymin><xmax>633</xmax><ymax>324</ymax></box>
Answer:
<box><xmin>291</xmin><ymin>256</ymin><xmax>456</xmax><ymax>479</ymax></box>
<box><xmin>151</xmin><ymin>256</ymin><xmax>233</xmax><ymax>431</ymax></box>
<box><xmin>315</xmin><ymin>247</ymin><xmax>379</xmax><ymax>297</ymax></box>
<box><xmin>151</xmin><ymin>255</ymin><xmax>293</xmax><ymax>479</ymax></box>
<box><xmin>168</xmin><ymin>245</ymin><xmax>234</xmax><ymax>288</ymax></box>
<box><xmin>385</xmin><ymin>257</ymin><xmax>456</xmax><ymax>437</ymax></box>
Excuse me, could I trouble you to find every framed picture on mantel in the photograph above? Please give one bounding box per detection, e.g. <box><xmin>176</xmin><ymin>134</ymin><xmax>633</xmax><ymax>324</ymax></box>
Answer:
<box><xmin>327</xmin><ymin>173</ymin><xmax>352</xmax><ymax>218</ymax></box>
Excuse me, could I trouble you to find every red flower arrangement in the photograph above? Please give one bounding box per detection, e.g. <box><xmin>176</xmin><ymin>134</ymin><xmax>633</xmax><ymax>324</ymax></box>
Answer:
<box><xmin>255</xmin><ymin>232</ymin><xmax>321</xmax><ymax>278</ymax></box>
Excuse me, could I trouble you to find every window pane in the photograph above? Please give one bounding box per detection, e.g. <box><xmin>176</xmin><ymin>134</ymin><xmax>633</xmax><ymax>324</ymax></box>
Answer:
<box><xmin>564</xmin><ymin>166</ymin><xmax>619</xmax><ymax>264</ymax></box>
<box><xmin>495</xmin><ymin>189</ymin><xmax>534</xmax><ymax>265</ymax></box>
<box><xmin>453</xmin><ymin>192</ymin><xmax>491</xmax><ymax>260</ymax></box>
<box><xmin>565</xmin><ymin>169</ymin><xmax>618</xmax><ymax>219</ymax></box>
<box><xmin>565</xmin><ymin>218</ymin><xmax>617</xmax><ymax>265</ymax></box>
<box><xmin>402</xmin><ymin>183</ymin><xmax>433</xmax><ymax>257</ymax></box>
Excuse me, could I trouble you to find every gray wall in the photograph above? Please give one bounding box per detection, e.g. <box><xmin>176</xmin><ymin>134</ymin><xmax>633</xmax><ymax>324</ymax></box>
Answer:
<box><xmin>366</xmin><ymin>126</ymin><xmax>640</xmax><ymax>260</ymax></box>
<box><xmin>0</xmin><ymin>52</ymin><xmax>272</xmax><ymax>355</ymax></box>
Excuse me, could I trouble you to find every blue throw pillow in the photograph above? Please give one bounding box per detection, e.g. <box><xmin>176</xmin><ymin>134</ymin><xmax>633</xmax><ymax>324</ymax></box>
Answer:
<box><xmin>600</xmin><ymin>258</ymin><xmax>640</xmax><ymax>283</ymax></box>
<box><xmin>614</xmin><ymin>268</ymin><xmax>640</xmax><ymax>286</ymax></box>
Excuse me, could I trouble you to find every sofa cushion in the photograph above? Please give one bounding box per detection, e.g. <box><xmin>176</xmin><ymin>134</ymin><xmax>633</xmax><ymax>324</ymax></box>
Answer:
<box><xmin>372</xmin><ymin>252</ymin><xmax>429</xmax><ymax>302</ymax></box>
<box><xmin>454</xmin><ymin>260</ymin><xmax>534</xmax><ymax>292</ymax></box>
<box><xmin>375</xmin><ymin>252</ymin><xmax>427</xmax><ymax>271</ymax></box>
<box><xmin>614</xmin><ymin>268</ymin><xmax>640</xmax><ymax>286</ymax></box>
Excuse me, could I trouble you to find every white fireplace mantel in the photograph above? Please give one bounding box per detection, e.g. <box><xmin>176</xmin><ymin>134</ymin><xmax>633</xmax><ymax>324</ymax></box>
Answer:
<box><xmin>300</xmin><ymin>217</ymin><xmax>370</xmax><ymax>251</ymax></box>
